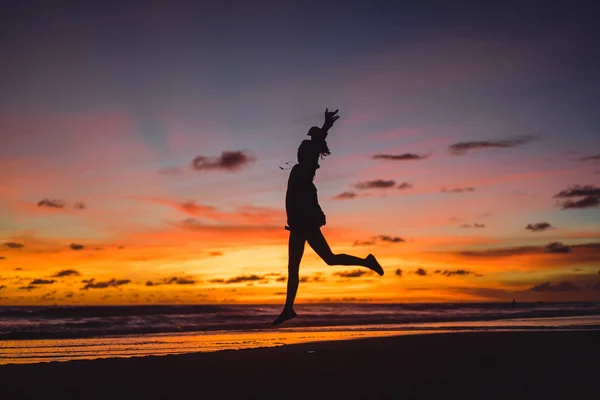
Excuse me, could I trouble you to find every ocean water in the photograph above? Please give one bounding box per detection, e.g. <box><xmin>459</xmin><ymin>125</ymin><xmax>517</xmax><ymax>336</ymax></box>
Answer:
<box><xmin>1</xmin><ymin>302</ymin><xmax>599</xmax><ymax>365</ymax></box>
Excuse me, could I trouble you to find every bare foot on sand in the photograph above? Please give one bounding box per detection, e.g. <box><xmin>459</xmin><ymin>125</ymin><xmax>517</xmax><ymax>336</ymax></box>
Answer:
<box><xmin>366</xmin><ymin>254</ymin><xmax>384</xmax><ymax>276</ymax></box>
<box><xmin>271</xmin><ymin>309</ymin><xmax>297</xmax><ymax>326</ymax></box>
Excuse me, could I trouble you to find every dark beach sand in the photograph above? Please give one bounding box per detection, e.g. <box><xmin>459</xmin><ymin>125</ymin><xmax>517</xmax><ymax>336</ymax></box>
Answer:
<box><xmin>1</xmin><ymin>331</ymin><xmax>599</xmax><ymax>399</ymax></box>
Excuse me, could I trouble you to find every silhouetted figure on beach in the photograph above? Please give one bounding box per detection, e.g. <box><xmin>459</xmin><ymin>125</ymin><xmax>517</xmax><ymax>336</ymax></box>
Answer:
<box><xmin>272</xmin><ymin>109</ymin><xmax>384</xmax><ymax>326</ymax></box>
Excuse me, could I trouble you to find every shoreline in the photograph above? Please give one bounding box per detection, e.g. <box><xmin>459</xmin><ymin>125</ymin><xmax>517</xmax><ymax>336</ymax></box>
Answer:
<box><xmin>2</xmin><ymin>327</ymin><xmax>441</xmax><ymax>365</ymax></box>
<box><xmin>2</xmin><ymin>315</ymin><xmax>600</xmax><ymax>365</ymax></box>
<box><xmin>1</xmin><ymin>331</ymin><xmax>598</xmax><ymax>399</ymax></box>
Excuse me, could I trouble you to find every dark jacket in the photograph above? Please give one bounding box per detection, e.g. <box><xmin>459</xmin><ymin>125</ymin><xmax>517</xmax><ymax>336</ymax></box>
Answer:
<box><xmin>285</xmin><ymin>163</ymin><xmax>326</xmax><ymax>233</ymax></box>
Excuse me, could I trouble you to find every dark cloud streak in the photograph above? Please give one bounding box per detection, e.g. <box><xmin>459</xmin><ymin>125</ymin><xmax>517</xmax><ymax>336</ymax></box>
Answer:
<box><xmin>554</xmin><ymin>185</ymin><xmax>600</xmax><ymax>198</ymax></box>
<box><xmin>440</xmin><ymin>269</ymin><xmax>478</xmax><ymax>277</ymax></box>
<box><xmin>335</xmin><ymin>269</ymin><xmax>369</xmax><ymax>278</ymax></box>
<box><xmin>454</xmin><ymin>242</ymin><xmax>600</xmax><ymax>258</ymax></box>
<box><xmin>560</xmin><ymin>196</ymin><xmax>599</xmax><ymax>209</ymax></box>
<box><xmin>372</xmin><ymin>153</ymin><xmax>429</xmax><ymax>161</ymax></box>
<box><xmin>355</xmin><ymin>179</ymin><xmax>396</xmax><ymax>189</ymax></box>
<box><xmin>442</xmin><ymin>187</ymin><xmax>475</xmax><ymax>193</ymax></box>
<box><xmin>545</xmin><ymin>242</ymin><xmax>570</xmax><ymax>253</ymax></box>
<box><xmin>146</xmin><ymin>276</ymin><xmax>197</xmax><ymax>286</ymax></box>
<box><xmin>3</xmin><ymin>242</ymin><xmax>24</xmax><ymax>249</ymax></box>
<box><xmin>526</xmin><ymin>222</ymin><xmax>554</xmax><ymax>232</ymax></box>
<box><xmin>579</xmin><ymin>155</ymin><xmax>600</xmax><ymax>162</ymax></box>
<box><xmin>460</xmin><ymin>223</ymin><xmax>485</xmax><ymax>228</ymax></box>
<box><xmin>192</xmin><ymin>150</ymin><xmax>254</xmax><ymax>172</ymax></box>
<box><xmin>30</xmin><ymin>279</ymin><xmax>55</xmax><ymax>285</ymax></box>
<box><xmin>334</xmin><ymin>191</ymin><xmax>358</xmax><ymax>200</ymax></box>
<box><xmin>37</xmin><ymin>198</ymin><xmax>65</xmax><ymax>208</ymax></box>
<box><xmin>226</xmin><ymin>274</ymin><xmax>264</xmax><ymax>283</ymax></box>
<box><xmin>81</xmin><ymin>279</ymin><xmax>131</xmax><ymax>290</ymax></box>
<box><xmin>529</xmin><ymin>281</ymin><xmax>579</xmax><ymax>292</ymax></box>
<box><xmin>52</xmin><ymin>269</ymin><xmax>81</xmax><ymax>277</ymax></box>
<box><xmin>379</xmin><ymin>235</ymin><xmax>405</xmax><ymax>243</ymax></box>
<box><xmin>449</xmin><ymin>135</ymin><xmax>536</xmax><ymax>155</ymax></box>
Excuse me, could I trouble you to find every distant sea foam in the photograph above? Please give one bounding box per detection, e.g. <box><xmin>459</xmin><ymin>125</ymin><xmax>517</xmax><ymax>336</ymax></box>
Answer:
<box><xmin>1</xmin><ymin>302</ymin><xmax>599</xmax><ymax>340</ymax></box>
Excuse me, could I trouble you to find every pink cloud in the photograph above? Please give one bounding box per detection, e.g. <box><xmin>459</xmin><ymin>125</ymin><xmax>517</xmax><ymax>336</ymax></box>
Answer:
<box><xmin>131</xmin><ymin>196</ymin><xmax>285</xmax><ymax>226</ymax></box>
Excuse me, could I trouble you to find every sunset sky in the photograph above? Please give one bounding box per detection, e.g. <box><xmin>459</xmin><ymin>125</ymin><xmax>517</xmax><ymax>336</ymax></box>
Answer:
<box><xmin>1</xmin><ymin>1</ymin><xmax>599</xmax><ymax>305</ymax></box>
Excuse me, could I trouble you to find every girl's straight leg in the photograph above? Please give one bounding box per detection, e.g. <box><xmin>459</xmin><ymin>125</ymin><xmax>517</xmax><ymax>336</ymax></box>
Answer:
<box><xmin>272</xmin><ymin>229</ymin><xmax>306</xmax><ymax>326</ymax></box>
<box><xmin>283</xmin><ymin>230</ymin><xmax>306</xmax><ymax>310</ymax></box>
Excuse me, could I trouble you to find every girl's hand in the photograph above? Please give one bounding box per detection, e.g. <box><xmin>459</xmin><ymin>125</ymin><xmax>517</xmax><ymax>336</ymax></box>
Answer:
<box><xmin>323</xmin><ymin>108</ymin><xmax>340</xmax><ymax>130</ymax></box>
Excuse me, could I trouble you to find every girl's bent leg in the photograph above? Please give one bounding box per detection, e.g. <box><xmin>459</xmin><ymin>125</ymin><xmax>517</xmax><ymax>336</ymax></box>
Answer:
<box><xmin>307</xmin><ymin>229</ymin><xmax>384</xmax><ymax>275</ymax></box>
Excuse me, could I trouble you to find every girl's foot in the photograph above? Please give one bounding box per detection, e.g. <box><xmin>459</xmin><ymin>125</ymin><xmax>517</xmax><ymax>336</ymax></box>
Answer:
<box><xmin>366</xmin><ymin>254</ymin><xmax>384</xmax><ymax>276</ymax></box>
<box><xmin>271</xmin><ymin>309</ymin><xmax>297</xmax><ymax>326</ymax></box>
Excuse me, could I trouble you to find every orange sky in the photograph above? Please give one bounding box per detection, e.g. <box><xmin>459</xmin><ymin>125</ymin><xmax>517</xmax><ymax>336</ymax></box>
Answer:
<box><xmin>1</xmin><ymin>2</ymin><xmax>600</xmax><ymax>305</ymax></box>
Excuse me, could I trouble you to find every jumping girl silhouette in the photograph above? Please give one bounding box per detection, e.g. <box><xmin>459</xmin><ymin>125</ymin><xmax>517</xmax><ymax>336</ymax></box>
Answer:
<box><xmin>272</xmin><ymin>109</ymin><xmax>384</xmax><ymax>326</ymax></box>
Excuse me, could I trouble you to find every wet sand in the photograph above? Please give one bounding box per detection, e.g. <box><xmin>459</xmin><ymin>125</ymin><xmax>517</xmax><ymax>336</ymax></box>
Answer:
<box><xmin>1</xmin><ymin>331</ymin><xmax>598</xmax><ymax>399</ymax></box>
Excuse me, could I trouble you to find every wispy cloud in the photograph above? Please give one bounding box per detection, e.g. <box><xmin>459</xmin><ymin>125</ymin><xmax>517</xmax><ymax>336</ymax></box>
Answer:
<box><xmin>560</xmin><ymin>196</ymin><xmax>599</xmax><ymax>209</ymax></box>
<box><xmin>554</xmin><ymin>185</ymin><xmax>600</xmax><ymax>198</ymax></box>
<box><xmin>146</xmin><ymin>276</ymin><xmax>197</xmax><ymax>286</ymax></box>
<box><xmin>192</xmin><ymin>150</ymin><xmax>255</xmax><ymax>172</ymax></box>
<box><xmin>526</xmin><ymin>222</ymin><xmax>554</xmax><ymax>232</ymax></box>
<box><xmin>372</xmin><ymin>153</ymin><xmax>429</xmax><ymax>161</ymax></box>
<box><xmin>70</xmin><ymin>243</ymin><xmax>84</xmax><ymax>251</ymax></box>
<box><xmin>529</xmin><ymin>281</ymin><xmax>579</xmax><ymax>292</ymax></box>
<box><xmin>37</xmin><ymin>198</ymin><xmax>65</xmax><ymax>208</ymax></box>
<box><xmin>81</xmin><ymin>278</ymin><xmax>131</xmax><ymax>290</ymax></box>
<box><xmin>397</xmin><ymin>182</ymin><xmax>413</xmax><ymax>190</ymax></box>
<box><xmin>460</xmin><ymin>223</ymin><xmax>485</xmax><ymax>228</ymax></box>
<box><xmin>355</xmin><ymin>179</ymin><xmax>396</xmax><ymax>189</ymax></box>
<box><xmin>136</xmin><ymin>197</ymin><xmax>284</xmax><ymax>225</ymax></box>
<box><xmin>454</xmin><ymin>242</ymin><xmax>600</xmax><ymax>258</ymax></box>
<box><xmin>334</xmin><ymin>269</ymin><xmax>370</xmax><ymax>278</ymax></box>
<box><xmin>580</xmin><ymin>154</ymin><xmax>600</xmax><ymax>162</ymax></box>
<box><xmin>52</xmin><ymin>269</ymin><xmax>81</xmax><ymax>277</ymax></box>
<box><xmin>442</xmin><ymin>187</ymin><xmax>475</xmax><ymax>193</ymax></box>
<box><xmin>300</xmin><ymin>274</ymin><xmax>327</xmax><ymax>283</ymax></box>
<box><xmin>545</xmin><ymin>242</ymin><xmax>570</xmax><ymax>253</ymax></box>
<box><xmin>354</xmin><ymin>235</ymin><xmax>405</xmax><ymax>246</ymax></box>
<box><xmin>379</xmin><ymin>235</ymin><xmax>405</xmax><ymax>243</ymax></box>
<box><xmin>30</xmin><ymin>279</ymin><xmax>55</xmax><ymax>285</ymax></box>
<box><xmin>3</xmin><ymin>242</ymin><xmax>24</xmax><ymax>249</ymax></box>
<box><xmin>554</xmin><ymin>185</ymin><xmax>600</xmax><ymax>209</ymax></box>
<box><xmin>436</xmin><ymin>269</ymin><xmax>480</xmax><ymax>277</ymax></box>
<box><xmin>334</xmin><ymin>191</ymin><xmax>358</xmax><ymax>200</ymax></box>
<box><xmin>353</xmin><ymin>239</ymin><xmax>376</xmax><ymax>246</ymax></box>
<box><xmin>177</xmin><ymin>201</ymin><xmax>217</xmax><ymax>216</ymax></box>
<box><xmin>225</xmin><ymin>274</ymin><xmax>265</xmax><ymax>283</ymax></box>
<box><xmin>449</xmin><ymin>135</ymin><xmax>536</xmax><ymax>155</ymax></box>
